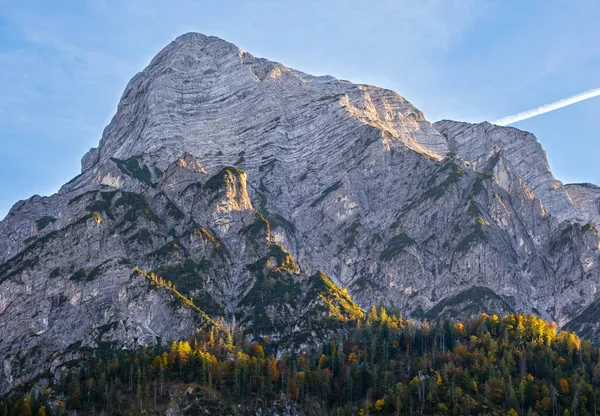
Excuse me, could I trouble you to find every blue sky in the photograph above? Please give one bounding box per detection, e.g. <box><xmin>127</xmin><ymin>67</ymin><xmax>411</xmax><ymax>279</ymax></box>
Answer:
<box><xmin>1</xmin><ymin>0</ymin><xmax>599</xmax><ymax>219</ymax></box>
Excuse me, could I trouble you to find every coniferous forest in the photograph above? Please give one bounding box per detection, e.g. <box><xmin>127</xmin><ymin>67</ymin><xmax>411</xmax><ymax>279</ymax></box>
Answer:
<box><xmin>2</xmin><ymin>310</ymin><xmax>599</xmax><ymax>415</ymax></box>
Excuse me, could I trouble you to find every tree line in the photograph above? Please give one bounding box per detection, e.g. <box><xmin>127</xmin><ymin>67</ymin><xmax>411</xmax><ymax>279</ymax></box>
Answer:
<box><xmin>2</xmin><ymin>310</ymin><xmax>599</xmax><ymax>415</ymax></box>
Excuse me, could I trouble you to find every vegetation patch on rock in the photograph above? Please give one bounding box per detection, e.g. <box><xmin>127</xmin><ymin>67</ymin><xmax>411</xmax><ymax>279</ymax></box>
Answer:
<box><xmin>309</xmin><ymin>181</ymin><xmax>343</xmax><ymax>207</ymax></box>
<box><xmin>111</xmin><ymin>156</ymin><xmax>154</xmax><ymax>186</ymax></box>
<box><xmin>379</xmin><ymin>233</ymin><xmax>415</xmax><ymax>261</ymax></box>
<box><xmin>35</xmin><ymin>216</ymin><xmax>56</xmax><ymax>231</ymax></box>
<box><xmin>203</xmin><ymin>166</ymin><xmax>245</xmax><ymax>193</ymax></box>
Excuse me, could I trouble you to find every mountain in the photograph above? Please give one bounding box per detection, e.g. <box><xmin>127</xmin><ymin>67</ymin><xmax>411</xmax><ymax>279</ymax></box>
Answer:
<box><xmin>1</xmin><ymin>32</ymin><xmax>599</xmax><ymax>396</ymax></box>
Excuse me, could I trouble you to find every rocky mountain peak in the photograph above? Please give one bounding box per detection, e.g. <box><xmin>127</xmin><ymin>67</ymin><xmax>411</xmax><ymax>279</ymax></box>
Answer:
<box><xmin>2</xmin><ymin>32</ymin><xmax>600</xmax><ymax>396</ymax></box>
<box><xmin>433</xmin><ymin>119</ymin><xmax>581</xmax><ymax>222</ymax></box>
<box><xmin>80</xmin><ymin>32</ymin><xmax>449</xmax><ymax>181</ymax></box>
<box><xmin>150</xmin><ymin>32</ymin><xmax>243</xmax><ymax>67</ymax></box>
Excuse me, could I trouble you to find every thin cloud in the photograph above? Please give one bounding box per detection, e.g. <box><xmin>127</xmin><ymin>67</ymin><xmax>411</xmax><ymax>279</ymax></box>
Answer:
<box><xmin>492</xmin><ymin>87</ymin><xmax>600</xmax><ymax>126</ymax></box>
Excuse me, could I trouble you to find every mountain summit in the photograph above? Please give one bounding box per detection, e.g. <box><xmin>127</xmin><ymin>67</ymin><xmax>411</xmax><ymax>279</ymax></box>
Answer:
<box><xmin>1</xmin><ymin>33</ymin><xmax>599</xmax><ymax>394</ymax></box>
<box><xmin>80</xmin><ymin>32</ymin><xmax>448</xmax><ymax>174</ymax></box>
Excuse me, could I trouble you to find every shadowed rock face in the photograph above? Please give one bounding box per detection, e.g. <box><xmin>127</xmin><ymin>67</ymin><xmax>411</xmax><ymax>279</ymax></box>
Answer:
<box><xmin>433</xmin><ymin>120</ymin><xmax>581</xmax><ymax>222</ymax></box>
<box><xmin>1</xmin><ymin>32</ymin><xmax>600</xmax><ymax>393</ymax></box>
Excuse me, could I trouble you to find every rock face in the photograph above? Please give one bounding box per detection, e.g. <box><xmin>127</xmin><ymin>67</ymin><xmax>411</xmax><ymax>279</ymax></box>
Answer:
<box><xmin>566</xmin><ymin>183</ymin><xmax>600</xmax><ymax>227</ymax></box>
<box><xmin>1</xmin><ymin>32</ymin><xmax>600</xmax><ymax>394</ymax></box>
<box><xmin>0</xmin><ymin>155</ymin><xmax>363</xmax><ymax>394</ymax></box>
<box><xmin>433</xmin><ymin>120</ymin><xmax>581</xmax><ymax>222</ymax></box>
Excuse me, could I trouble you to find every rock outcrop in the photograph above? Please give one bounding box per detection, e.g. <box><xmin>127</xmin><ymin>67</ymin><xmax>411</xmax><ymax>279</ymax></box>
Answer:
<box><xmin>1</xmin><ymin>32</ymin><xmax>600</xmax><ymax>395</ymax></box>
<box><xmin>433</xmin><ymin>120</ymin><xmax>581</xmax><ymax>222</ymax></box>
<box><xmin>566</xmin><ymin>183</ymin><xmax>600</xmax><ymax>227</ymax></box>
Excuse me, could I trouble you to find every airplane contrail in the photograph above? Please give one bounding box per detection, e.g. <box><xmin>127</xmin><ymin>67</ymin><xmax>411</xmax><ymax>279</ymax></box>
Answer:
<box><xmin>492</xmin><ymin>87</ymin><xmax>600</xmax><ymax>126</ymax></box>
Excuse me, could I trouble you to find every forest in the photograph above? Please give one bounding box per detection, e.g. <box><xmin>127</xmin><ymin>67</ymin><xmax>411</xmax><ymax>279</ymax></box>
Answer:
<box><xmin>1</xmin><ymin>310</ymin><xmax>598</xmax><ymax>416</ymax></box>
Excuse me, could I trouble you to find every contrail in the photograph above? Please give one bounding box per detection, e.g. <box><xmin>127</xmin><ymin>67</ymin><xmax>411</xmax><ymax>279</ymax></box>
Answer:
<box><xmin>492</xmin><ymin>87</ymin><xmax>600</xmax><ymax>126</ymax></box>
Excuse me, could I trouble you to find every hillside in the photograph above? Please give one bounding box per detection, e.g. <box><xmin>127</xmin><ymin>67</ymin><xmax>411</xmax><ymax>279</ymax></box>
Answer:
<box><xmin>1</xmin><ymin>312</ymin><xmax>596</xmax><ymax>415</ymax></box>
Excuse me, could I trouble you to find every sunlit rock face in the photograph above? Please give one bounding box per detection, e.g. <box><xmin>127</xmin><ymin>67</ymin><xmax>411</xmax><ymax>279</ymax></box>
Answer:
<box><xmin>565</xmin><ymin>183</ymin><xmax>600</xmax><ymax>227</ymax></box>
<box><xmin>1</xmin><ymin>32</ymin><xmax>600</xmax><ymax>394</ymax></box>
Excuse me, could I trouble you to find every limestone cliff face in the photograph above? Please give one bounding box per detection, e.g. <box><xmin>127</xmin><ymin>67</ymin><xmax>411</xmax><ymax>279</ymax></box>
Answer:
<box><xmin>566</xmin><ymin>183</ymin><xmax>600</xmax><ymax>227</ymax></box>
<box><xmin>0</xmin><ymin>155</ymin><xmax>362</xmax><ymax>394</ymax></box>
<box><xmin>1</xmin><ymin>32</ymin><xmax>600</xmax><ymax>394</ymax></box>
<box><xmin>433</xmin><ymin>120</ymin><xmax>581</xmax><ymax>222</ymax></box>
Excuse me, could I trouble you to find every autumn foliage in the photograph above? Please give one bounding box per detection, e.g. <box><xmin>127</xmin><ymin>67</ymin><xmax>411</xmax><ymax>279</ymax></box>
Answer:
<box><xmin>1</xmin><ymin>311</ymin><xmax>599</xmax><ymax>415</ymax></box>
